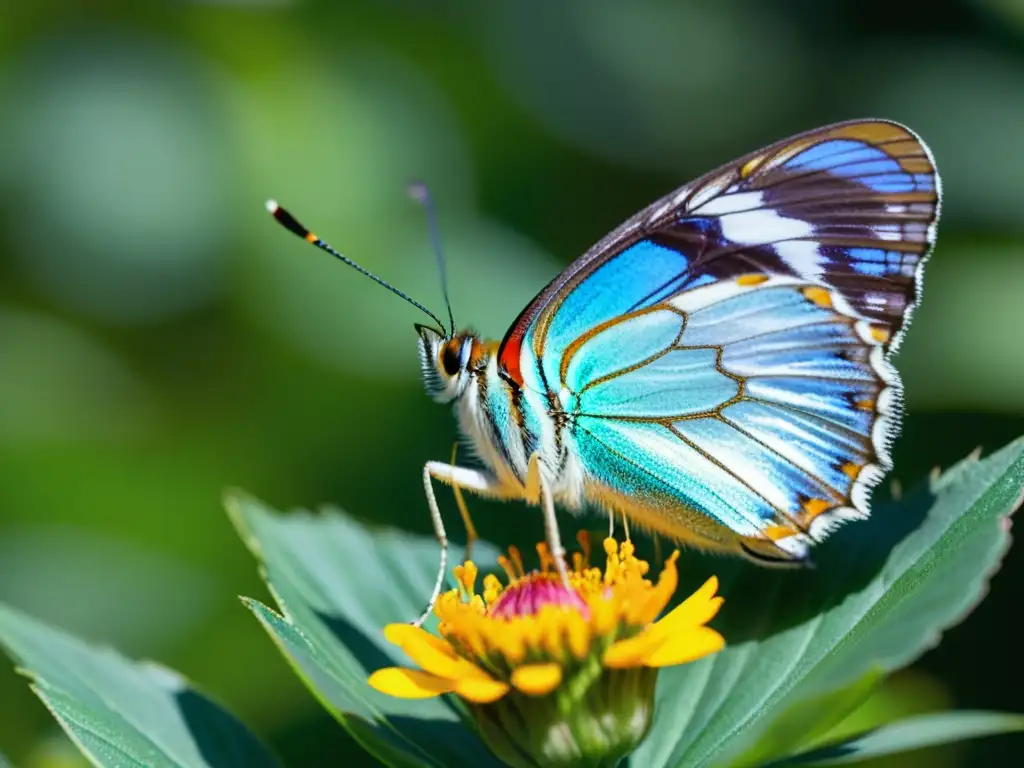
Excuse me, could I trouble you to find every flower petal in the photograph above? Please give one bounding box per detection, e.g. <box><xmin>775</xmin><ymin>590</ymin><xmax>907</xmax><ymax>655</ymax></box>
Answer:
<box><xmin>653</xmin><ymin>594</ymin><xmax>723</xmax><ymax>639</ymax></box>
<box><xmin>511</xmin><ymin>663</ymin><xmax>563</xmax><ymax>696</ymax></box>
<box><xmin>486</xmin><ymin>622</ymin><xmax>526</xmax><ymax>664</ymax></box>
<box><xmin>384</xmin><ymin>623</ymin><xmax>484</xmax><ymax>680</ymax></box>
<box><xmin>456</xmin><ymin>676</ymin><xmax>511</xmax><ymax>703</ymax></box>
<box><xmin>645</xmin><ymin>577</ymin><xmax>723</xmax><ymax>644</ymax></box>
<box><xmin>368</xmin><ymin>667</ymin><xmax>456</xmax><ymax>699</ymax></box>
<box><xmin>641</xmin><ymin>625</ymin><xmax>725</xmax><ymax>667</ymax></box>
<box><xmin>604</xmin><ymin>576</ymin><xmax>724</xmax><ymax>669</ymax></box>
<box><xmin>672</xmin><ymin>576</ymin><xmax>723</xmax><ymax>626</ymax></box>
<box><xmin>384</xmin><ymin>624</ymin><xmax>458</xmax><ymax>658</ymax></box>
<box><xmin>632</xmin><ymin>551</ymin><xmax>679</xmax><ymax>624</ymax></box>
<box><xmin>565</xmin><ymin>611</ymin><xmax>591</xmax><ymax>659</ymax></box>
<box><xmin>603</xmin><ymin>629</ymin><xmax>661</xmax><ymax>669</ymax></box>
<box><xmin>591</xmin><ymin>596</ymin><xmax>618</xmax><ymax>635</ymax></box>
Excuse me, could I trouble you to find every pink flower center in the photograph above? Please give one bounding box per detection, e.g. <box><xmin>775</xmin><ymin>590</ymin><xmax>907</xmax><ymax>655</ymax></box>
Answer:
<box><xmin>489</xmin><ymin>573</ymin><xmax>588</xmax><ymax>619</ymax></box>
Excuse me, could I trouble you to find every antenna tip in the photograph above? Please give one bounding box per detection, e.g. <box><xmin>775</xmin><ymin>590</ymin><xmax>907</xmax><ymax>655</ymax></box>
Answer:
<box><xmin>266</xmin><ymin>199</ymin><xmax>314</xmax><ymax>242</ymax></box>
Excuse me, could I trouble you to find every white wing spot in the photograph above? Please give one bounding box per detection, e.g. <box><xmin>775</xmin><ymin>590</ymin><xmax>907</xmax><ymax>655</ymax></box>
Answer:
<box><xmin>719</xmin><ymin>208</ymin><xmax>814</xmax><ymax>246</ymax></box>
<box><xmin>695</xmin><ymin>190</ymin><xmax>764</xmax><ymax>216</ymax></box>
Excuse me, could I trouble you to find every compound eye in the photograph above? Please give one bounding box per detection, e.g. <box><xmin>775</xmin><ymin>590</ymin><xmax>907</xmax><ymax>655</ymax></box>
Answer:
<box><xmin>441</xmin><ymin>341</ymin><xmax>461</xmax><ymax>376</ymax></box>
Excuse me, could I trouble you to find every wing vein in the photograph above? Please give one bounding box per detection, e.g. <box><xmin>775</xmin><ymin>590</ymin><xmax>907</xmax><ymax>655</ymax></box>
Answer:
<box><xmin>718</xmin><ymin>413</ymin><xmax>845</xmax><ymax>502</ymax></box>
<box><xmin>666</xmin><ymin>423</ymin><xmax>791</xmax><ymax>522</ymax></box>
<box><xmin>744</xmin><ymin>396</ymin><xmax>872</xmax><ymax>446</ymax></box>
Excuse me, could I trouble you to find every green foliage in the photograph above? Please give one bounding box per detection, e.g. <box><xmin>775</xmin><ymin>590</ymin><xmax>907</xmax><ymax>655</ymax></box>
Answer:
<box><xmin>225</xmin><ymin>491</ymin><xmax>503</xmax><ymax>768</ymax></box>
<box><xmin>4</xmin><ymin>2</ymin><xmax>1024</xmax><ymax>762</ymax></box>
<box><xmin>0</xmin><ymin>440</ymin><xmax>1022</xmax><ymax>767</ymax></box>
<box><xmin>226</xmin><ymin>440</ymin><xmax>1024</xmax><ymax>767</ymax></box>
<box><xmin>0</xmin><ymin>605</ymin><xmax>278</xmax><ymax>768</ymax></box>
<box><xmin>734</xmin><ymin>669</ymin><xmax>887</xmax><ymax>767</ymax></box>
<box><xmin>765</xmin><ymin>711</ymin><xmax>1024</xmax><ymax>766</ymax></box>
<box><xmin>633</xmin><ymin>438</ymin><xmax>1024</xmax><ymax>767</ymax></box>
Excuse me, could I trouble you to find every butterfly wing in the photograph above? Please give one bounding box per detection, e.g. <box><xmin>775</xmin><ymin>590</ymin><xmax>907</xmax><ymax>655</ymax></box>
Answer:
<box><xmin>498</xmin><ymin>119</ymin><xmax>939</xmax><ymax>560</ymax></box>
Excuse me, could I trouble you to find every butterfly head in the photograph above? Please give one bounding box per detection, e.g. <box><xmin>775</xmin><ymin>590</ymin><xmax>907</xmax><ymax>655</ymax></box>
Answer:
<box><xmin>417</xmin><ymin>324</ymin><xmax>479</xmax><ymax>403</ymax></box>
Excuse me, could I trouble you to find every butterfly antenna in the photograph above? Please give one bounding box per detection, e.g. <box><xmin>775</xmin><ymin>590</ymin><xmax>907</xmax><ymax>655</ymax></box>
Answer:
<box><xmin>265</xmin><ymin>200</ymin><xmax>447</xmax><ymax>333</ymax></box>
<box><xmin>407</xmin><ymin>181</ymin><xmax>456</xmax><ymax>336</ymax></box>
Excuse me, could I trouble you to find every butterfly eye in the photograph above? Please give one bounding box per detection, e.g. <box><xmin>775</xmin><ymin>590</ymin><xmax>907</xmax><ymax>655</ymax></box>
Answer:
<box><xmin>441</xmin><ymin>341</ymin><xmax>462</xmax><ymax>377</ymax></box>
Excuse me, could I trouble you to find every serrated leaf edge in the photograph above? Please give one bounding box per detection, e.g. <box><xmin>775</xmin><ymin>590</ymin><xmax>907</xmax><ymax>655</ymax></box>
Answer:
<box><xmin>685</xmin><ymin>441</ymin><xmax>1024</xmax><ymax>767</ymax></box>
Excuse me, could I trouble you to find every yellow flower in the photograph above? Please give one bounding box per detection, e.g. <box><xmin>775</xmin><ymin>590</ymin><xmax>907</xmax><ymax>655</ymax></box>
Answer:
<box><xmin>369</xmin><ymin>534</ymin><xmax>725</xmax><ymax>767</ymax></box>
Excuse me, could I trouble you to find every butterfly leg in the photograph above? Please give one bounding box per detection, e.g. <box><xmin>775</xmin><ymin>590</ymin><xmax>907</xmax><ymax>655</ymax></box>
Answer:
<box><xmin>416</xmin><ymin>461</ymin><xmax>510</xmax><ymax>627</ymax></box>
<box><xmin>525</xmin><ymin>453</ymin><xmax>570</xmax><ymax>589</ymax></box>
<box><xmin>449</xmin><ymin>443</ymin><xmax>478</xmax><ymax>561</ymax></box>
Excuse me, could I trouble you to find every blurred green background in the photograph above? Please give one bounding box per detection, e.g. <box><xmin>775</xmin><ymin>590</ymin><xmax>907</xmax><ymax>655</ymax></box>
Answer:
<box><xmin>1</xmin><ymin>0</ymin><xmax>1023</xmax><ymax>765</ymax></box>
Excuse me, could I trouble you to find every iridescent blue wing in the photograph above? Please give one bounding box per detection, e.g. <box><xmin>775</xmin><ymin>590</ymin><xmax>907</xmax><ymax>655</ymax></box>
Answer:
<box><xmin>498</xmin><ymin>120</ymin><xmax>939</xmax><ymax>561</ymax></box>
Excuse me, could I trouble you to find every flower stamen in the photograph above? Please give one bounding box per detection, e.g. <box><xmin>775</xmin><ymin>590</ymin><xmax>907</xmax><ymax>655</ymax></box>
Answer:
<box><xmin>454</xmin><ymin>561</ymin><xmax>478</xmax><ymax>598</ymax></box>
<box><xmin>370</xmin><ymin>533</ymin><xmax>726</xmax><ymax>767</ymax></box>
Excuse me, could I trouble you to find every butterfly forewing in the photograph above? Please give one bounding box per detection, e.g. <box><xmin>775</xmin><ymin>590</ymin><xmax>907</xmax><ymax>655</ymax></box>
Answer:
<box><xmin>498</xmin><ymin>119</ymin><xmax>939</xmax><ymax>560</ymax></box>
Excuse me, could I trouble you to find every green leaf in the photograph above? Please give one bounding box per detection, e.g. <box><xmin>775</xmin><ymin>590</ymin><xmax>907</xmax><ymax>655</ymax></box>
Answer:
<box><xmin>732</xmin><ymin>668</ymin><xmax>886</xmax><ymax>767</ymax></box>
<box><xmin>241</xmin><ymin>599</ymin><xmax>431</xmax><ymax>768</ymax></box>
<box><xmin>0</xmin><ymin>603</ymin><xmax>278</xmax><ymax>768</ymax></box>
<box><xmin>226</xmin><ymin>491</ymin><xmax>503</xmax><ymax>768</ymax></box>
<box><xmin>0</xmin><ymin>748</ymin><xmax>11</xmax><ymax>768</ymax></box>
<box><xmin>765</xmin><ymin>711</ymin><xmax>1024</xmax><ymax>766</ymax></box>
<box><xmin>797</xmin><ymin>668</ymin><xmax>955</xmax><ymax>767</ymax></box>
<box><xmin>629</xmin><ymin>438</ymin><xmax>1024</xmax><ymax>768</ymax></box>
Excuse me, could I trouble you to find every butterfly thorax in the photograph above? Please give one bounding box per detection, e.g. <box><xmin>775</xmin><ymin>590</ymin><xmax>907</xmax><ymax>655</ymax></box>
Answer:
<box><xmin>416</xmin><ymin>324</ymin><xmax>576</xmax><ymax>501</ymax></box>
<box><xmin>412</xmin><ymin>119</ymin><xmax>940</xmax><ymax>567</ymax></box>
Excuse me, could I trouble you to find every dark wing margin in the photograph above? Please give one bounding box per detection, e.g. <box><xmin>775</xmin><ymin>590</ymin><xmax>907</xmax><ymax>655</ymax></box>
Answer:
<box><xmin>497</xmin><ymin>119</ymin><xmax>940</xmax><ymax>386</ymax></box>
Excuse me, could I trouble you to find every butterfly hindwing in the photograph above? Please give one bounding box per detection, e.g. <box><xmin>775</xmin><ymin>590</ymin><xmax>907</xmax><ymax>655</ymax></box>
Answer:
<box><xmin>570</xmin><ymin>275</ymin><xmax>890</xmax><ymax>558</ymax></box>
<box><xmin>498</xmin><ymin>119</ymin><xmax>939</xmax><ymax>559</ymax></box>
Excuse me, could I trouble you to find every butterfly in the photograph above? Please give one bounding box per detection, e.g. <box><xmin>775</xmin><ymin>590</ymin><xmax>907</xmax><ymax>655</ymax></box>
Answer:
<box><xmin>268</xmin><ymin>119</ymin><xmax>940</xmax><ymax>622</ymax></box>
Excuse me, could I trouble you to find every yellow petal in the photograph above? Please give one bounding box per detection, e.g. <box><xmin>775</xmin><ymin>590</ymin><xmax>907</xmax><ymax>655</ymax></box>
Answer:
<box><xmin>603</xmin><ymin>629</ymin><xmax>662</xmax><ymax>669</ymax></box>
<box><xmin>591</xmin><ymin>596</ymin><xmax>618</xmax><ymax>635</ymax></box>
<box><xmin>654</xmin><ymin>595</ymin><xmax>724</xmax><ymax>640</ymax></box>
<box><xmin>641</xmin><ymin>626</ymin><xmax>725</xmax><ymax>667</ymax></box>
<box><xmin>456</xmin><ymin>676</ymin><xmax>511</xmax><ymax>703</ymax></box>
<box><xmin>539</xmin><ymin>609</ymin><xmax>563</xmax><ymax>659</ymax></box>
<box><xmin>518</xmin><ymin>616</ymin><xmax>544</xmax><ymax>650</ymax></box>
<box><xmin>368</xmin><ymin>667</ymin><xmax>455</xmax><ymax>699</ymax></box>
<box><xmin>565</xmin><ymin>612</ymin><xmax>591</xmax><ymax>660</ymax></box>
<box><xmin>647</xmin><ymin>577</ymin><xmax>723</xmax><ymax>641</ymax></box>
<box><xmin>384</xmin><ymin>624</ymin><xmax>458</xmax><ymax>657</ymax></box>
<box><xmin>464</xmin><ymin>628</ymin><xmax>489</xmax><ymax>659</ymax></box>
<box><xmin>675</xmin><ymin>576</ymin><xmax>721</xmax><ymax>623</ymax></box>
<box><xmin>511</xmin><ymin>663</ymin><xmax>563</xmax><ymax>696</ymax></box>
<box><xmin>383</xmin><ymin>624</ymin><xmax>483</xmax><ymax>680</ymax></box>
<box><xmin>632</xmin><ymin>551</ymin><xmax>680</xmax><ymax>624</ymax></box>
<box><xmin>488</xmin><ymin>623</ymin><xmax>526</xmax><ymax>664</ymax></box>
